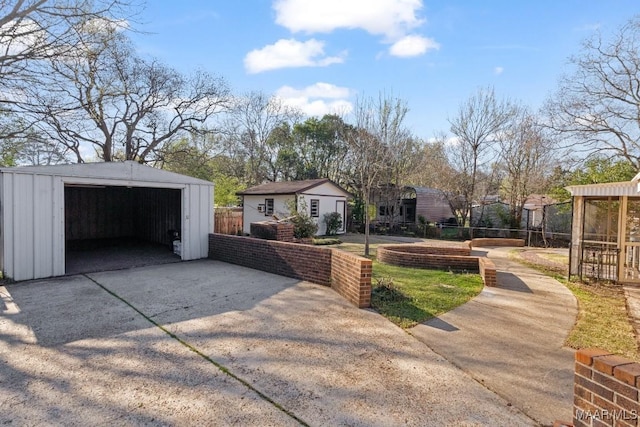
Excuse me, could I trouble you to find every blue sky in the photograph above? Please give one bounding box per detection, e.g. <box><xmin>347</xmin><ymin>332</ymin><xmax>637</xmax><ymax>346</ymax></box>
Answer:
<box><xmin>131</xmin><ymin>1</ymin><xmax>640</xmax><ymax>139</ymax></box>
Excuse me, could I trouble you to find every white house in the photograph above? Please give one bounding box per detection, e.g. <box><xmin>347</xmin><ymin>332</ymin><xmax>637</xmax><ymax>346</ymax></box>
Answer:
<box><xmin>0</xmin><ymin>161</ymin><xmax>213</xmax><ymax>281</ymax></box>
<box><xmin>237</xmin><ymin>179</ymin><xmax>350</xmax><ymax>236</ymax></box>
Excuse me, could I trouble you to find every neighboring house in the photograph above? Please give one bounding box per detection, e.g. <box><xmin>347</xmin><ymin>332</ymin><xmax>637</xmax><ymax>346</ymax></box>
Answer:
<box><xmin>237</xmin><ymin>178</ymin><xmax>351</xmax><ymax>236</ymax></box>
<box><xmin>374</xmin><ymin>186</ymin><xmax>455</xmax><ymax>226</ymax></box>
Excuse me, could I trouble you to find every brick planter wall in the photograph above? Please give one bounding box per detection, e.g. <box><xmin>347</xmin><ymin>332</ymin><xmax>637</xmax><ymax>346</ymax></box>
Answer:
<box><xmin>573</xmin><ymin>348</ymin><xmax>640</xmax><ymax>427</ymax></box>
<box><xmin>250</xmin><ymin>222</ymin><xmax>295</xmax><ymax>242</ymax></box>
<box><xmin>478</xmin><ymin>257</ymin><xmax>497</xmax><ymax>287</ymax></box>
<box><xmin>208</xmin><ymin>233</ymin><xmax>371</xmax><ymax>308</ymax></box>
<box><xmin>470</xmin><ymin>238</ymin><xmax>525</xmax><ymax>247</ymax></box>
<box><xmin>377</xmin><ymin>244</ymin><xmax>477</xmax><ymax>271</ymax></box>
<box><xmin>377</xmin><ymin>244</ymin><xmax>497</xmax><ymax>287</ymax></box>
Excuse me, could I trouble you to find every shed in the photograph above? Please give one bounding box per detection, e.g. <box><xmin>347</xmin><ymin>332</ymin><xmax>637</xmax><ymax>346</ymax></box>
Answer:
<box><xmin>0</xmin><ymin>161</ymin><xmax>213</xmax><ymax>281</ymax></box>
<box><xmin>566</xmin><ymin>173</ymin><xmax>640</xmax><ymax>283</ymax></box>
<box><xmin>237</xmin><ymin>179</ymin><xmax>350</xmax><ymax>236</ymax></box>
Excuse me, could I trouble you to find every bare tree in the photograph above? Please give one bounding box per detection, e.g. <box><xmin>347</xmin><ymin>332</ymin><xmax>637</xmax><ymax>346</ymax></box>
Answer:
<box><xmin>446</xmin><ymin>86</ymin><xmax>516</xmax><ymax>229</ymax></box>
<box><xmin>497</xmin><ymin>110</ymin><xmax>556</xmax><ymax>228</ymax></box>
<box><xmin>345</xmin><ymin>93</ymin><xmax>410</xmax><ymax>256</ymax></box>
<box><xmin>223</xmin><ymin>91</ymin><xmax>301</xmax><ymax>186</ymax></box>
<box><xmin>0</xmin><ymin>0</ymin><xmax>133</xmax><ymax>157</ymax></box>
<box><xmin>546</xmin><ymin>16</ymin><xmax>640</xmax><ymax>168</ymax></box>
<box><xmin>21</xmin><ymin>28</ymin><xmax>229</xmax><ymax>163</ymax></box>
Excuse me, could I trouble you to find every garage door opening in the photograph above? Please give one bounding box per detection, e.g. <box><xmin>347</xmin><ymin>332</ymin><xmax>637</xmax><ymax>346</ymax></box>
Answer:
<box><xmin>65</xmin><ymin>185</ymin><xmax>182</xmax><ymax>275</ymax></box>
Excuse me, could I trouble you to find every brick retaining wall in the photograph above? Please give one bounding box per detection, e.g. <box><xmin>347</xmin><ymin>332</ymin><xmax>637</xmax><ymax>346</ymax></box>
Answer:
<box><xmin>470</xmin><ymin>238</ymin><xmax>525</xmax><ymax>247</ymax></box>
<box><xmin>377</xmin><ymin>244</ymin><xmax>497</xmax><ymax>287</ymax></box>
<box><xmin>573</xmin><ymin>348</ymin><xmax>640</xmax><ymax>427</ymax></box>
<box><xmin>208</xmin><ymin>233</ymin><xmax>371</xmax><ymax>308</ymax></box>
<box><xmin>331</xmin><ymin>249</ymin><xmax>372</xmax><ymax>308</ymax></box>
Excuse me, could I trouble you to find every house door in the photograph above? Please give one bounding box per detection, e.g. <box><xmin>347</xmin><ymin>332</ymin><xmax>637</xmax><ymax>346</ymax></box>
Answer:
<box><xmin>336</xmin><ymin>200</ymin><xmax>346</xmax><ymax>233</ymax></box>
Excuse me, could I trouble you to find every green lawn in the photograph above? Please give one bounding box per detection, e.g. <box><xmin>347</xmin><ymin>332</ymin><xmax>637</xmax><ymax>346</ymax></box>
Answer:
<box><xmin>371</xmin><ymin>261</ymin><xmax>484</xmax><ymax>328</ymax></box>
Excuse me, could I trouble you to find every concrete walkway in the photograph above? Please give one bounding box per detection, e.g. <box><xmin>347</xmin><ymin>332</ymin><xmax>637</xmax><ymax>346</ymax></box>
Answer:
<box><xmin>0</xmin><ymin>260</ymin><xmax>534</xmax><ymax>426</ymax></box>
<box><xmin>410</xmin><ymin>247</ymin><xmax>578</xmax><ymax>426</ymax></box>
<box><xmin>624</xmin><ymin>286</ymin><xmax>640</xmax><ymax>347</ymax></box>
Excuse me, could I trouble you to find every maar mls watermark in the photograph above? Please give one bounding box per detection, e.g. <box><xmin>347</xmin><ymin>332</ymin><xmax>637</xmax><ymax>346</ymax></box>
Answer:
<box><xmin>576</xmin><ymin>409</ymin><xmax>638</xmax><ymax>421</ymax></box>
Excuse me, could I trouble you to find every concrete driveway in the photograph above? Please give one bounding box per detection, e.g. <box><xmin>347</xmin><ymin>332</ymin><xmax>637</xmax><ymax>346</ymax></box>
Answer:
<box><xmin>0</xmin><ymin>260</ymin><xmax>534</xmax><ymax>426</ymax></box>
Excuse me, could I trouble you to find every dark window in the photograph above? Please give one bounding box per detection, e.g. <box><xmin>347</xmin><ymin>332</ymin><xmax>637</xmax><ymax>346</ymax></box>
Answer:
<box><xmin>310</xmin><ymin>199</ymin><xmax>320</xmax><ymax>217</ymax></box>
<box><xmin>265</xmin><ymin>198</ymin><xmax>274</xmax><ymax>216</ymax></box>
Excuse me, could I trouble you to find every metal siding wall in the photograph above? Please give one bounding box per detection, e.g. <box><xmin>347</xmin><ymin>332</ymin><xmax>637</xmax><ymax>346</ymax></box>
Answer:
<box><xmin>13</xmin><ymin>174</ymin><xmax>35</xmax><ymax>281</ymax></box>
<box><xmin>182</xmin><ymin>186</ymin><xmax>191</xmax><ymax>260</ymax></box>
<box><xmin>52</xmin><ymin>177</ymin><xmax>65</xmax><ymax>276</ymax></box>
<box><xmin>134</xmin><ymin>187</ymin><xmax>181</xmax><ymax>245</ymax></box>
<box><xmin>33</xmin><ymin>175</ymin><xmax>55</xmax><ymax>279</ymax></box>
<box><xmin>199</xmin><ymin>184</ymin><xmax>213</xmax><ymax>257</ymax></box>
<box><xmin>181</xmin><ymin>184</ymin><xmax>212</xmax><ymax>260</ymax></box>
<box><xmin>1</xmin><ymin>173</ymin><xmax>14</xmax><ymax>279</ymax></box>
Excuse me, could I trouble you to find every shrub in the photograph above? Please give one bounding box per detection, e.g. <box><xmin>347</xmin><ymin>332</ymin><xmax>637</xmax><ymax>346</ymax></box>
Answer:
<box><xmin>286</xmin><ymin>197</ymin><xmax>319</xmax><ymax>238</ymax></box>
<box><xmin>323</xmin><ymin>211</ymin><xmax>343</xmax><ymax>236</ymax></box>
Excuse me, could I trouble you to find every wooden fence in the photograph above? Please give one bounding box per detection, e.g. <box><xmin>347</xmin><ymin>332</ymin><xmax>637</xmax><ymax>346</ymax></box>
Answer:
<box><xmin>214</xmin><ymin>207</ymin><xmax>243</xmax><ymax>235</ymax></box>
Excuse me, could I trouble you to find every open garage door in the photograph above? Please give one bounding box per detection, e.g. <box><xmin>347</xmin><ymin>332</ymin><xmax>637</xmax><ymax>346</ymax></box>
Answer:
<box><xmin>65</xmin><ymin>185</ymin><xmax>182</xmax><ymax>274</ymax></box>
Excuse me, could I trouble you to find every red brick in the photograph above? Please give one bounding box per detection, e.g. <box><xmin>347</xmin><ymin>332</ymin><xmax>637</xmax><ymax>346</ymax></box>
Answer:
<box><xmin>615</xmin><ymin>394</ymin><xmax>640</xmax><ymax>414</ymax></box>
<box><xmin>576</xmin><ymin>362</ymin><xmax>593</xmax><ymax>379</ymax></box>
<box><xmin>575</xmin><ymin>383</ymin><xmax>593</xmax><ymax>401</ymax></box>
<box><xmin>593</xmin><ymin>371</ymin><xmax>638</xmax><ymax>401</ymax></box>
<box><xmin>577</xmin><ymin>349</ymin><xmax>613</xmax><ymax>366</ymax></box>
<box><xmin>594</xmin><ymin>418</ymin><xmax>613</xmax><ymax>427</ymax></box>
<box><xmin>577</xmin><ymin>375</ymin><xmax>614</xmax><ymax>401</ymax></box>
<box><xmin>613</xmin><ymin>363</ymin><xmax>640</xmax><ymax>387</ymax></box>
<box><xmin>595</xmin><ymin>355</ymin><xmax>636</xmax><ymax>375</ymax></box>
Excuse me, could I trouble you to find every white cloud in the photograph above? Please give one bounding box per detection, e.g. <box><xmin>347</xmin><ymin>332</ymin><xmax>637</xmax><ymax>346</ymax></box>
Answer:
<box><xmin>389</xmin><ymin>35</ymin><xmax>439</xmax><ymax>57</ymax></box>
<box><xmin>273</xmin><ymin>0</ymin><xmax>424</xmax><ymax>40</ymax></box>
<box><xmin>277</xmin><ymin>82</ymin><xmax>351</xmax><ymax>99</ymax></box>
<box><xmin>494</xmin><ymin>66</ymin><xmax>504</xmax><ymax>75</ymax></box>
<box><xmin>244</xmin><ymin>38</ymin><xmax>345</xmax><ymax>74</ymax></box>
<box><xmin>275</xmin><ymin>83</ymin><xmax>353</xmax><ymax>116</ymax></box>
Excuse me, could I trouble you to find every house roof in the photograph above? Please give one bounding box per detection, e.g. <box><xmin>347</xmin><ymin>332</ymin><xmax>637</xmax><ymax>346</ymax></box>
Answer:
<box><xmin>237</xmin><ymin>178</ymin><xmax>350</xmax><ymax>196</ymax></box>
<box><xmin>0</xmin><ymin>161</ymin><xmax>213</xmax><ymax>186</ymax></box>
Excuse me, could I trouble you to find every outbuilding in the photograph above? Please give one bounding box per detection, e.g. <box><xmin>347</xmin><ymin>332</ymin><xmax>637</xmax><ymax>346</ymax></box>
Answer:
<box><xmin>0</xmin><ymin>161</ymin><xmax>213</xmax><ymax>281</ymax></box>
<box><xmin>237</xmin><ymin>178</ymin><xmax>350</xmax><ymax>236</ymax></box>
<box><xmin>566</xmin><ymin>172</ymin><xmax>640</xmax><ymax>283</ymax></box>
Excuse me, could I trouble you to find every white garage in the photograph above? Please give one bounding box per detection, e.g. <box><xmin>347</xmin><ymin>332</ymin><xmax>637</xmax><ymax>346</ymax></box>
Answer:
<box><xmin>0</xmin><ymin>161</ymin><xmax>214</xmax><ymax>281</ymax></box>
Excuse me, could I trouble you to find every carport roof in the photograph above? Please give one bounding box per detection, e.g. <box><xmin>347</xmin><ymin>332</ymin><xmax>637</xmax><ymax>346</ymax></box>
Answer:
<box><xmin>0</xmin><ymin>161</ymin><xmax>213</xmax><ymax>186</ymax></box>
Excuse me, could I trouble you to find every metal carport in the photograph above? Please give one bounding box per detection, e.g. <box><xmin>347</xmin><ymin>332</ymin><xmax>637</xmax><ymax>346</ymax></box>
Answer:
<box><xmin>0</xmin><ymin>161</ymin><xmax>213</xmax><ymax>281</ymax></box>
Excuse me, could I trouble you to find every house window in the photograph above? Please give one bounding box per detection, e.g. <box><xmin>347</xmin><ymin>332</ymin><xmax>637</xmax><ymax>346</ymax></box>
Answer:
<box><xmin>310</xmin><ymin>199</ymin><xmax>320</xmax><ymax>217</ymax></box>
<box><xmin>265</xmin><ymin>198</ymin><xmax>274</xmax><ymax>216</ymax></box>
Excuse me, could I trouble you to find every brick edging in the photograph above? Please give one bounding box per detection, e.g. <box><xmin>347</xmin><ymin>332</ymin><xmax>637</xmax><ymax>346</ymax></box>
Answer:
<box><xmin>470</xmin><ymin>238</ymin><xmax>525</xmax><ymax>247</ymax></box>
<box><xmin>377</xmin><ymin>244</ymin><xmax>497</xmax><ymax>287</ymax></box>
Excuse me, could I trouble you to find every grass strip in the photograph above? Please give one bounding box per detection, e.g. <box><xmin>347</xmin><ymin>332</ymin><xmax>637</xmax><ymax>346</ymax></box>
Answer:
<box><xmin>83</xmin><ymin>274</ymin><xmax>310</xmax><ymax>427</ymax></box>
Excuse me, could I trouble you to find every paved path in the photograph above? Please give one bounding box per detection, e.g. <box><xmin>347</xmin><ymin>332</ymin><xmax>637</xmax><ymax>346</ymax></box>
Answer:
<box><xmin>410</xmin><ymin>247</ymin><xmax>578</xmax><ymax>426</ymax></box>
<box><xmin>624</xmin><ymin>286</ymin><xmax>640</xmax><ymax>348</ymax></box>
<box><xmin>0</xmin><ymin>260</ymin><xmax>534</xmax><ymax>426</ymax></box>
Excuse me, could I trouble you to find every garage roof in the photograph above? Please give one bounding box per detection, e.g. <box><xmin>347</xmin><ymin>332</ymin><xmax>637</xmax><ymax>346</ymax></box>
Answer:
<box><xmin>0</xmin><ymin>161</ymin><xmax>213</xmax><ymax>186</ymax></box>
